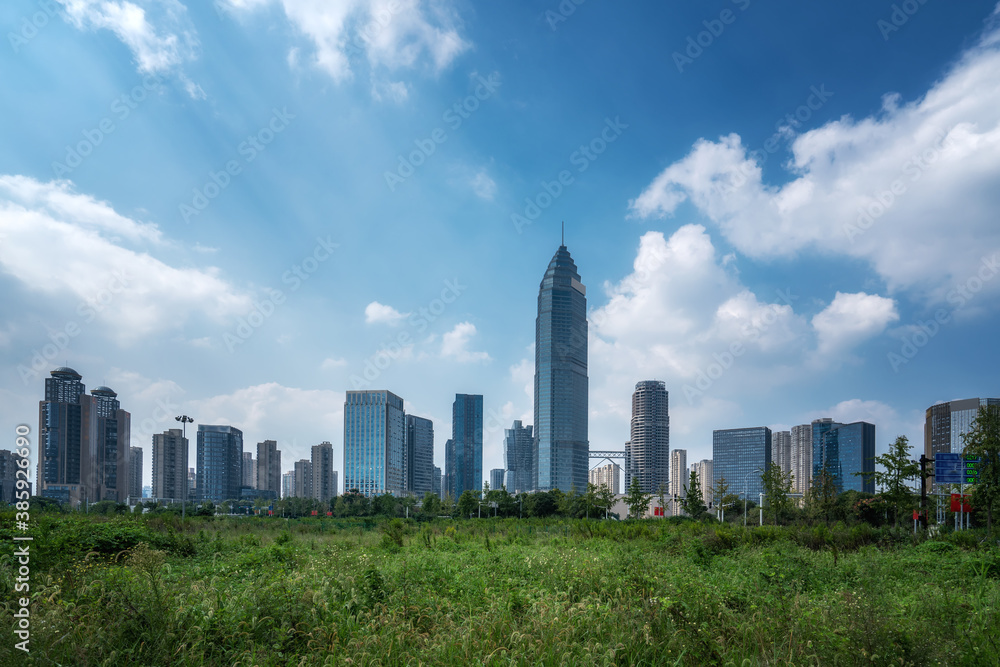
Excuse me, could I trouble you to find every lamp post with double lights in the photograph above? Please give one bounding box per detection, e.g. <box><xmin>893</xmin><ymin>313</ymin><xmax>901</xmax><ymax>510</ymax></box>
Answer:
<box><xmin>175</xmin><ymin>415</ymin><xmax>193</xmax><ymax>520</ymax></box>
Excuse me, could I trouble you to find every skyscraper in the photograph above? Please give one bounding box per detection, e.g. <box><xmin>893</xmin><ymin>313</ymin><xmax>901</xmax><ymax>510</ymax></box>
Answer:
<box><xmin>693</xmin><ymin>459</ymin><xmax>713</xmax><ymax>507</ymax></box>
<box><xmin>713</xmin><ymin>427</ymin><xmax>772</xmax><ymax>503</ymax></box>
<box><xmin>129</xmin><ymin>446</ymin><xmax>143</xmax><ymax>500</ymax></box>
<box><xmin>256</xmin><ymin>440</ymin><xmax>281</xmax><ymax>497</ymax></box>
<box><xmin>432</xmin><ymin>465</ymin><xmax>442</xmax><ymax>499</ymax></box>
<box><xmin>811</xmin><ymin>418</ymin><xmax>840</xmax><ymax>479</ymax></box>
<box><xmin>311</xmin><ymin>441</ymin><xmax>337</xmax><ymax>502</ymax></box>
<box><xmin>627</xmin><ymin>381</ymin><xmax>670</xmax><ymax>494</ymax></box>
<box><xmin>670</xmin><ymin>449</ymin><xmax>687</xmax><ymax>499</ymax></box>
<box><xmin>293</xmin><ymin>459</ymin><xmax>312</xmax><ymax>498</ymax></box>
<box><xmin>152</xmin><ymin>429</ymin><xmax>188</xmax><ymax>501</ymax></box>
<box><xmin>925</xmin><ymin>398</ymin><xmax>1000</xmax><ymax>457</ymax></box>
<box><xmin>489</xmin><ymin>468</ymin><xmax>505</xmax><ymax>491</ymax></box>
<box><xmin>196</xmin><ymin>425</ymin><xmax>243</xmax><ymax>502</ymax></box>
<box><xmin>790</xmin><ymin>424</ymin><xmax>812</xmax><ymax>494</ymax></box>
<box><xmin>534</xmin><ymin>243</ymin><xmax>588</xmax><ymax>492</ymax></box>
<box><xmin>242</xmin><ymin>452</ymin><xmax>254</xmax><ymax>488</ymax></box>
<box><xmin>281</xmin><ymin>471</ymin><xmax>294</xmax><ymax>499</ymax></box>
<box><xmin>821</xmin><ymin>422</ymin><xmax>876</xmax><ymax>493</ymax></box>
<box><xmin>448</xmin><ymin>394</ymin><xmax>483</xmax><ymax>497</ymax></box>
<box><xmin>90</xmin><ymin>386</ymin><xmax>131</xmax><ymax>503</ymax></box>
<box><xmin>503</xmin><ymin>420</ymin><xmax>534</xmax><ymax>494</ymax></box>
<box><xmin>0</xmin><ymin>449</ymin><xmax>30</xmax><ymax>503</ymax></box>
<box><xmin>405</xmin><ymin>415</ymin><xmax>434</xmax><ymax>497</ymax></box>
<box><xmin>772</xmin><ymin>430</ymin><xmax>792</xmax><ymax>478</ymax></box>
<box><xmin>343</xmin><ymin>390</ymin><xmax>405</xmax><ymax>496</ymax></box>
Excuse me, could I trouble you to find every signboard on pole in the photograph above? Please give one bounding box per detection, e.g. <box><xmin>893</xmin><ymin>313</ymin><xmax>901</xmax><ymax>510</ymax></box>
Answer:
<box><xmin>935</xmin><ymin>453</ymin><xmax>981</xmax><ymax>484</ymax></box>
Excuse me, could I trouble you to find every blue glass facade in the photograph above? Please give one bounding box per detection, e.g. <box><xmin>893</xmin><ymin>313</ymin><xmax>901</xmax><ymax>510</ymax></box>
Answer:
<box><xmin>450</xmin><ymin>394</ymin><xmax>483</xmax><ymax>496</ymax></box>
<box><xmin>712</xmin><ymin>427</ymin><xmax>772</xmax><ymax>502</ymax></box>
<box><xmin>534</xmin><ymin>245</ymin><xmax>588</xmax><ymax>492</ymax></box>
<box><xmin>503</xmin><ymin>420</ymin><xmax>534</xmax><ymax>494</ymax></box>
<box><xmin>405</xmin><ymin>414</ymin><xmax>435</xmax><ymax>497</ymax></box>
<box><xmin>822</xmin><ymin>422</ymin><xmax>875</xmax><ymax>493</ymax></box>
<box><xmin>811</xmin><ymin>418</ymin><xmax>841</xmax><ymax>481</ymax></box>
<box><xmin>196</xmin><ymin>425</ymin><xmax>244</xmax><ymax>502</ymax></box>
<box><xmin>343</xmin><ymin>390</ymin><xmax>405</xmax><ymax>497</ymax></box>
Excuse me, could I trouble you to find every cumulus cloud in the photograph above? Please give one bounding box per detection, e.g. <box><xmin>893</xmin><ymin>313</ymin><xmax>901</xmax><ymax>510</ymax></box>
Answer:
<box><xmin>812</xmin><ymin>292</ymin><xmax>899</xmax><ymax>356</ymax></box>
<box><xmin>364</xmin><ymin>301</ymin><xmax>408</xmax><ymax>325</ymax></box>
<box><xmin>0</xmin><ymin>175</ymin><xmax>252</xmax><ymax>343</ymax></box>
<box><xmin>629</xmin><ymin>18</ymin><xmax>1000</xmax><ymax>302</ymax></box>
<box><xmin>441</xmin><ymin>321</ymin><xmax>490</xmax><ymax>362</ymax></box>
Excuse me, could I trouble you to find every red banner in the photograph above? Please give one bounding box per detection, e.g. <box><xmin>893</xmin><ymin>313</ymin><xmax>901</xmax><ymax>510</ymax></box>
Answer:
<box><xmin>653</xmin><ymin>506</ymin><xmax>664</xmax><ymax>516</ymax></box>
<box><xmin>950</xmin><ymin>494</ymin><xmax>973</xmax><ymax>512</ymax></box>
<box><xmin>326</xmin><ymin>511</ymin><xmax>332</xmax><ymax>516</ymax></box>
<box><xmin>311</xmin><ymin>510</ymin><xmax>317</xmax><ymax>516</ymax></box>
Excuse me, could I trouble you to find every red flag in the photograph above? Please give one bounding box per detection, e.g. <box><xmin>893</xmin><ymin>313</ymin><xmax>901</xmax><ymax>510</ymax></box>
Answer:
<box><xmin>326</xmin><ymin>512</ymin><xmax>332</xmax><ymax>516</ymax></box>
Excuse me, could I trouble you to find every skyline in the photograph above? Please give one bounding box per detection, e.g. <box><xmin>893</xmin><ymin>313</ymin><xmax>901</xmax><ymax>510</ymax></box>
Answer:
<box><xmin>3</xmin><ymin>1</ymin><xmax>1000</xmax><ymax>491</ymax></box>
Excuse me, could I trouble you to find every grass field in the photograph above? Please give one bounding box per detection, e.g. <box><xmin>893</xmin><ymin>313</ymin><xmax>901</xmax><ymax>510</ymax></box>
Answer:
<box><xmin>2</xmin><ymin>513</ymin><xmax>999</xmax><ymax>666</ymax></box>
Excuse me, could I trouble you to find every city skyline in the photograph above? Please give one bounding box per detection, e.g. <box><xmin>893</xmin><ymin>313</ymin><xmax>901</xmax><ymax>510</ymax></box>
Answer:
<box><xmin>3</xmin><ymin>1</ymin><xmax>1000</xmax><ymax>486</ymax></box>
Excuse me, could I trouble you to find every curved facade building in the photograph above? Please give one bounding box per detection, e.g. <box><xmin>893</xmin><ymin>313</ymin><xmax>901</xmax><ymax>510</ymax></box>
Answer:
<box><xmin>534</xmin><ymin>244</ymin><xmax>588</xmax><ymax>492</ymax></box>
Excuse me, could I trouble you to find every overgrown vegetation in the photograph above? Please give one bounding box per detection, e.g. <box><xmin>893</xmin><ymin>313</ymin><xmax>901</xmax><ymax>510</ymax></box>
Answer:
<box><xmin>2</xmin><ymin>509</ymin><xmax>998</xmax><ymax>665</ymax></box>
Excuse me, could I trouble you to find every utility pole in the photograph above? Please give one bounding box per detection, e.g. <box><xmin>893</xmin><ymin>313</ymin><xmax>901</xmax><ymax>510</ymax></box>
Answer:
<box><xmin>919</xmin><ymin>454</ymin><xmax>930</xmax><ymax>529</ymax></box>
<box><xmin>175</xmin><ymin>415</ymin><xmax>194</xmax><ymax>521</ymax></box>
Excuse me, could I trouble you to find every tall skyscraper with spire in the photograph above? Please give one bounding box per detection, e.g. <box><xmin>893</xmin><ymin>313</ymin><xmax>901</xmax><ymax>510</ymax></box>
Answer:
<box><xmin>534</xmin><ymin>238</ymin><xmax>589</xmax><ymax>492</ymax></box>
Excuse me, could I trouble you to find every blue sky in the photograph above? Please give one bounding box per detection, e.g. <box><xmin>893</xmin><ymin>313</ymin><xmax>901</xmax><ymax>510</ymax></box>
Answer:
<box><xmin>2</xmin><ymin>0</ymin><xmax>999</xmax><ymax>492</ymax></box>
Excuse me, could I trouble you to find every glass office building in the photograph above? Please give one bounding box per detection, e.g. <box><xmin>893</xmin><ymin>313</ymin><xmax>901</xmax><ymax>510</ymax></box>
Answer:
<box><xmin>449</xmin><ymin>394</ymin><xmax>483</xmax><ymax>497</ymax></box>
<box><xmin>821</xmin><ymin>422</ymin><xmax>875</xmax><ymax>493</ymax></box>
<box><xmin>534</xmin><ymin>244</ymin><xmax>589</xmax><ymax>492</ymax></box>
<box><xmin>503</xmin><ymin>420</ymin><xmax>534</xmax><ymax>494</ymax></box>
<box><xmin>811</xmin><ymin>418</ymin><xmax>841</xmax><ymax>479</ymax></box>
<box><xmin>343</xmin><ymin>390</ymin><xmax>405</xmax><ymax>497</ymax></box>
<box><xmin>713</xmin><ymin>427</ymin><xmax>772</xmax><ymax>502</ymax></box>
<box><xmin>405</xmin><ymin>415</ymin><xmax>435</xmax><ymax>497</ymax></box>
<box><xmin>196</xmin><ymin>425</ymin><xmax>244</xmax><ymax>502</ymax></box>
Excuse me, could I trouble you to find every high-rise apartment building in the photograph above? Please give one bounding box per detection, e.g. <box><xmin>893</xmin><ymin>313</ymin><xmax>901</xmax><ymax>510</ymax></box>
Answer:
<box><xmin>503</xmin><ymin>420</ymin><xmax>534</xmax><ymax>494</ymax></box>
<box><xmin>489</xmin><ymin>468</ymin><xmax>505</xmax><ymax>491</ymax></box>
<box><xmin>152</xmin><ymin>429</ymin><xmax>188</xmax><ymax>501</ymax></box>
<box><xmin>790</xmin><ymin>424</ymin><xmax>812</xmax><ymax>494</ymax></box>
<box><xmin>311</xmin><ymin>441</ymin><xmax>337</xmax><ymax>502</ymax></box>
<box><xmin>432</xmin><ymin>465</ymin><xmax>442</xmax><ymax>499</ymax></box>
<box><xmin>0</xmin><ymin>449</ymin><xmax>30</xmax><ymax>503</ymax></box>
<box><xmin>405</xmin><ymin>415</ymin><xmax>434</xmax><ymax>498</ymax></box>
<box><xmin>256</xmin><ymin>440</ymin><xmax>281</xmax><ymax>497</ymax></box>
<box><xmin>693</xmin><ymin>459</ymin><xmax>713</xmax><ymax>507</ymax></box>
<box><xmin>196</xmin><ymin>425</ymin><xmax>243</xmax><ymax>502</ymax></box>
<box><xmin>293</xmin><ymin>459</ymin><xmax>312</xmax><ymax>498</ymax></box>
<box><xmin>129</xmin><ymin>446</ymin><xmax>143</xmax><ymax>500</ymax></box>
<box><xmin>448</xmin><ymin>394</ymin><xmax>483</xmax><ymax>497</ymax></box>
<box><xmin>90</xmin><ymin>386</ymin><xmax>131</xmax><ymax>503</ymax></box>
<box><xmin>670</xmin><ymin>449</ymin><xmax>687</xmax><ymax>500</ymax></box>
<box><xmin>281</xmin><ymin>471</ymin><xmax>294</xmax><ymax>499</ymax></box>
<box><xmin>588</xmin><ymin>462</ymin><xmax>619</xmax><ymax>494</ymax></box>
<box><xmin>713</xmin><ymin>427</ymin><xmax>772</xmax><ymax>503</ymax></box>
<box><xmin>627</xmin><ymin>381</ymin><xmax>670</xmax><ymax>494</ymax></box>
<box><xmin>242</xmin><ymin>452</ymin><xmax>254</xmax><ymax>488</ymax></box>
<box><xmin>534</xmin><ymin>243</ymin><xmax>588</xmax><ymax>492</ymax></box>
<box><xmin>772</xmin><ymin>430</ymin><xmax>792</xmax><ymax>478</ymax></box>
<box><xmin>188</xmin><ymin>468</ymin><xmax>196</xmax><ymax>496</ymax></box>
<box><xmin>343</xmin><ymin>390</ymin><xmax>405</xmax><ymax>496</ymax></box>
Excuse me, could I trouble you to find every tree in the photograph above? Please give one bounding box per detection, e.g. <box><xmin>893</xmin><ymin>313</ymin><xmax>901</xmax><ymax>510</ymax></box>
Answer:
<box><xmin>595</xmin><ymin>484</ymin><xmax>617</xmax><ymax>519</ymax></box>
<box><xmin>623</xmin><ymin>477</ymin><xmax>651</xmax><ymax>520</ymax></box>
<box><xmin>761</xmin><ymin>463</ymin><xmax>794</xmax><ymax>525</ymax></box>
<box><xmin>421</xmin><ymin>491</ymin><xmax>442</xmax><ymax>517</ymax></box>
<box><xmin>806</xmin><ymin>463</ymin><xmax>838</xmax><ymax>523</ymax></box>
<box><xmin>456</xmin><ymin>490</ymin><xmax>478</xmax><ymax>518</ymax></box>
<box><xmin>711</xmin><ymin>476</ymin><xmax>740</xmax><ymax>521</ymax></box>
<box><xmin>656</xmin><ymin>483</ymin><xmax>669</xmax><ymax>518</ymax></box>
<box><xmin>963</xmin><ymin>404</ymin><xmax>1000</xmax><ymax>534</ymax></box>
<box><xmin>680</xmin><ymin>470</ymin><xmax>708</xmax><ymax>519</ymax></box>
<box><xmin>857</xmin><ymin>435</ymin><xmax>919</xmax><ymax>527</ymax></box>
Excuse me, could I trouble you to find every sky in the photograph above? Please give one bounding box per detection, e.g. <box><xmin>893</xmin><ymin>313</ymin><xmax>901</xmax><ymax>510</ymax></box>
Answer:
<box><xmin>2</xmin><ymin>0</ymin><xmax>999</xmax><ymax>494</ymax></box>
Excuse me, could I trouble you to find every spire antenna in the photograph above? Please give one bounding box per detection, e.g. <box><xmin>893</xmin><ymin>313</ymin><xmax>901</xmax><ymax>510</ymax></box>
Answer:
<box><xmin>561</xmin><ymin>221</ymin><xmax>565</xmax><ymax>246</ymax></box>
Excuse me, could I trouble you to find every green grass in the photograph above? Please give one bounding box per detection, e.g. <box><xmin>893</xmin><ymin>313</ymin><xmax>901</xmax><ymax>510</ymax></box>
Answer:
<box><xmin>2</xmin><ymin>513</ymin><xmax>999</xmax><ymax>665</ymax></box>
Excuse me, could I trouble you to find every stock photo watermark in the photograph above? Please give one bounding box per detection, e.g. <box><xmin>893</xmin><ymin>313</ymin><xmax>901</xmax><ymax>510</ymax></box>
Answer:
<box><xmin>544</xmin><ymin>0</ymin><xmax>588</xmax><ymax>31</ymax></box>
<box><xmin>180</xmin><ymin>107</ymin><xmax>295</xmax><ymax>223</ymax></box>
<box><xmin>878</xmin><ymin>0</ymin><xmax>932</xmax><ymax>41</ymax></box>
<box><xmin>12</xmin><ymin>423</ymin><xmax>33</xmax><ymax>653</ymax></box>
<box><xmin>511</xmin><ymin>116</ymin><xmax>628</xmax><ymax>234</ymax></box>
<box><xmin>672</xmin><ymin>0</ymin><xmax>751</xmax><ymax>73</ymax></box>
<box><xmin>887</xmin><ymin>253</ymin><xmax>999</xmax><ymax>372</ymax></box>
<box><xmin>223</xmin><ymin>236</ymin><xmax>338</xmax><ymax>352</ymax></box>
<box><xmin>384</xmin><ymin>74</ymin><xmax>501</xmax><ymax>192</ymax></box>
<box><xmin>7</xmin><ymin>0</ymin><xmax>59</xmax><ymax>54</ymax></box>
<box><xmin>349</xmin><ymin>278</ymin><xmax>467</xmax><ymax>389</ymax></box>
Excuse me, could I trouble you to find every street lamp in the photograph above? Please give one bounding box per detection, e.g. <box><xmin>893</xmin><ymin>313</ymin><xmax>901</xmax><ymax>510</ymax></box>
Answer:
<box><xmin>175</xmin><ymin>415</ymin><xmax>193</xmax><ymax>520</ymax></box>
<box><xmin>743</xmin><ymin>468</ymin><xmax>763</xmax><ymax>527</ymax></box>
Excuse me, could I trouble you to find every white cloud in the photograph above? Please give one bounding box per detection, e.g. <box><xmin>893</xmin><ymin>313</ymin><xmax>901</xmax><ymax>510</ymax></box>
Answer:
<box><xmin>58</xmin><ymin>0</ymin><xmax>202</xmax><ymax>95</ymax></box>
<box><xmin>370</xmin><ymin>78</ymin><xmax>409</xmax><ymax>103</ymax></box>
<box><xmin>812</xmin><ymin>292</ymin><xmax>899</xmax><ymax>356</ymax></box>
<box><xmin>320</xmin><ymin>356</ymin><xmax>348</xmax><ymax>370</ymax></box>
<box><xmin>0</xmin><ymin>175</ymin><xmax>252</xmax><ymax>343</ymax></box>
<box><xmin>441</xmin><ymin>321</ymin><xmax>490</xmax><ymax>362</ymax></box>
<box><xmin>222</xmin><ymin>0</ymin><xmax>469</xmax><ymax>82</ymax></box>
<box><xmin>364</xmin><ymin>301</ymin><xmax>408</xmax><ymax>325</ymax></box>
<box><xmin>469</xmin><ymin>170</ymin><xmax>497</xmax><ymax>200</ymax></box>
<box><xmin>629</xmin><ymin>18</ymin><xmax>1000</xmax><ymax>302</ymax></box>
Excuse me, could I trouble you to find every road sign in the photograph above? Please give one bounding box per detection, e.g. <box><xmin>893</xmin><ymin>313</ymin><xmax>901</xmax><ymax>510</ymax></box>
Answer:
<box><xmin>935</xmin><ymin>453</ymin><xmax>981</xmax><ymax>484</ymax></box>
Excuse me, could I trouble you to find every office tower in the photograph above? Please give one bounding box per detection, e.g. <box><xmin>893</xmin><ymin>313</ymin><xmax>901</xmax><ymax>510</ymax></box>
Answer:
<box><xmin>152</xmin><ymin>429</ymin><xmax>188</xmax><ymax>501</ymax></box>
<box><xmin>255</xmin><ymin>440</ymin><xmax>281</xmax><ymax>497</ymax></box>
<box><xmin>344</xmin><ymin>390</ymin><xmax>405</xmax><ymax>496</ymax></box>
<box><xmin>790</xmin><ymin>424</ymin><xmax>812</xmax><ymax>494</ymax></box>
<box><xmin>37</xmin><ymin>368</ymin><xmax>91</xmax><ymax>505</ymax></box>
<box><xmin>713</xmin><ymin>427</ymin><xmax>772</xmax><ymax>503</ymax></box>
<box><xmin>534</xmin><ymin>242</ymin><xmax>589</xmax><ymax>493</ymax></box>
<box><xmin>588</xmin><ymin>462</ymin><xmax>619</xmax><ymax>494</ymax></box>
<box><xmin>693</xmin><ymin>459</ymin><xmax>713</xmax><ymax>507</ymax></box>
<box><xmin>311</xmin><ymin>441</ymin><xmax>337</xmax><ymax>502</ymax></box>
<box><xmin>282</xmin><ymin>471</ymin><xmax>294</xmax><ymax>499</ymax></box>
<box><xmin>129</xmin><ymin>447</ymin><xmax>143</xmax><ymax>500</ymax></box>
<box><xmin>670</xmin><ymin>449</ymin><xmax>687</xmax><ymax>498</ymax></box>
<box><xmin>925</xmin><ymin>398</ymin><xmax>1000</xmax><ymax>457</ymax></box>
<box><xmin>0</xmin><ymin>449</ymin><xmax>30</xmax><ymax>503</ymax></box>
<box><xmin>503</xmin><ymin>420</ymin><xmax>534</xmax><ymax>494</ymax></box>
<box><xmin>242</xmin><ymin>452</ymin><xmax>254</xmax><ymax>488</ymax></box>
<box><xmin>821</xmin><ymin>422</ymin><xmax>876</xmax><ymax>493</ymax></box>
<box><xmin>432</xmin><ymin>465</ymin><xmax>442</xmax><ymax>499</ymax></box>
<box><xmin>448</xmin><ymin>394</ymin><xmax>483</xmax><ymax>497</ymax></box>
<box><xmin>293</xmin><ymin>459</ymin><xmax>312</xmax><ymax>498</ymax></box>
<box><xmin>89</xmin><ymin>386</ymin><xmax>131</xmax><ymax>503</ymax></box>
<box><xmin>196</xmin><ymin>425</ymin><xmax>243</xmax><ymax>502</ymax></box>
<box><xmin>772</xmin><ymin>431</ymin><xmax>792</xmax><ymax>477</ymax></box>
<box><xmin>489</xmin><ymin>468</ymin><xmax>505</xmax><ymax>491</ymax></box>
<box><xmin>405</xmin><ymin>415</ymin><xmax>434</xmax><ymax>497</ymax></box>
<box><xmin>811</xmin><ymin>418</ymin><xmax>841</xmax><ymax>479</ymax></box>
<box><xmin>627</xmin><ymin>381</ymin><xmax>670</xmax><ymax>494</ymax></box>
